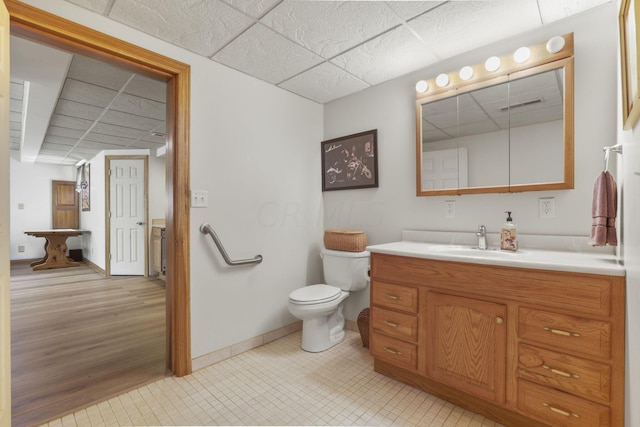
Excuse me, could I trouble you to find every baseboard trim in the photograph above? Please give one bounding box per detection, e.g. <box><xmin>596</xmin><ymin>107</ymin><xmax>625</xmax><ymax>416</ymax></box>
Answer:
<box><xmin>83</xmin><ymin>257</ymin><xmax>107</xmax><ymax>277</ymax></box>
<box><xmin>10</xmin><ymin>258</ymin><xmax>40</xmax><ymax>266</ymax></box>
<box><xmin>192</xmin><ymin>321</ymin><xmax>302</xmax><ymax>372</ymax></box>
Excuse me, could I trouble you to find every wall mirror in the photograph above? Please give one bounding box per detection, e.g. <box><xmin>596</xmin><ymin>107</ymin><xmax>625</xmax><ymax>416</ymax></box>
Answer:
<box><xmin>416</xmin><ymin>34</ymin><xmax>574</xmax><ymax>196</ymax></box>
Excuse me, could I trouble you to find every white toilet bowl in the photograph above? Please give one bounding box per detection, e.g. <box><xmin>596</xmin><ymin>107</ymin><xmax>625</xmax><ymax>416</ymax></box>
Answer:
<box><xmin>288</xmin><ymin>249</ymin><xmax>370</xmax><ymax>352</ymax></box>
<box><xmin>288</xmin><ymin>284</ymin><xmax>349</xmax><ymax>352</ymax></box>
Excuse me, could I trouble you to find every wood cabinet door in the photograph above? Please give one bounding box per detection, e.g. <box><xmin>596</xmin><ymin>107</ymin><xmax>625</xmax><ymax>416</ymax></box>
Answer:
<box><xmin>426</xmin><ymin>292</ymin><xmax>506</xmax><ymax>403</ymax></box>
<box><xmin>51</xmin><ymin>180</ymin><xmax>79</xmax><ymax>229</ymax></box>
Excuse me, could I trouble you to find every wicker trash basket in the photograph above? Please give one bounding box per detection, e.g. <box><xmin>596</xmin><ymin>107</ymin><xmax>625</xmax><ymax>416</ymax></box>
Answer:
<box><xmin>324</xmin><ymin>229</ymin><xmax>367</xmax><ymax>252</ymax></box>
<box><xmin>357</xmin><ymin>308</ymin><xmax>370</xmax><ymax>348</ymax></box>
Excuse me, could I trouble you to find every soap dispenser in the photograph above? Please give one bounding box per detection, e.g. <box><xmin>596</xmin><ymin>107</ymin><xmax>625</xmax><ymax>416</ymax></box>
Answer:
<box><xmin>500</xmin><ymin>211</ymin><xmax>518</xmax><ymax>251</ymax></box>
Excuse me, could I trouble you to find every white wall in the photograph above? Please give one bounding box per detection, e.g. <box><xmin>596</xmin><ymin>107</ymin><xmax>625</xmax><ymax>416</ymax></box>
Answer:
<box><xmin>20</xmin><ymin>0</ymin><xmax>325</xmax><ymax>360</ymax></box>
<box><xmin>617</xmin><ymin>3</ymin><xmax>640</xmax><ymax>427</ymax></box>
<box><xmin>324</xmin><ymin>4</ymin><xmax>618</xmax><ymax>321</ymax></box>
<box><xmin>9</xmin><ymin>152</ymin><xmax>76</xmax><ymax>260</ymax></box>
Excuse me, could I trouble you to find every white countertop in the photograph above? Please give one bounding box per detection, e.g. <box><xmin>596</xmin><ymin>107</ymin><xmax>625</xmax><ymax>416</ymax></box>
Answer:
<box><xmin>366</xmin><ymin>238</ymin><xmax>625</xmax><ymax>277</ymax></box>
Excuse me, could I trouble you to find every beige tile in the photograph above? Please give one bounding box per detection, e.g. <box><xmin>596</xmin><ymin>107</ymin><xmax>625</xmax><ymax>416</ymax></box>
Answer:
<box><xmin>42</xmin><ymin>330</ymin><xmax>505</xmax><ymax>426</ymax></box>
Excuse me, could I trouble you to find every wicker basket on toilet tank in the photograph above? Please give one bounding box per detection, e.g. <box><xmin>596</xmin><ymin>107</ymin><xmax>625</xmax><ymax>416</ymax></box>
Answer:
<box><xmin>323</xmin><ymin>229</ymin><xmax>367</xmax><ymax>252</ymax></box>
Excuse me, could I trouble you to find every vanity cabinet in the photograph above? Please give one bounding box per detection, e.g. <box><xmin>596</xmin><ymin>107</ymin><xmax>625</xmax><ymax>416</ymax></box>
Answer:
<box><xmin>369</xmin><ymin>253</ymin><xmax>625</xmax><ymax>427</ymax></box>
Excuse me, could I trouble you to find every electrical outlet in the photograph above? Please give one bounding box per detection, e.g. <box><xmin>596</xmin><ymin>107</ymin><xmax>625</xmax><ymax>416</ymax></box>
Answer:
<box><xmin>18</xmin><ymin>203</ymin><xmax>24</xmax><ymax>210</ymax></box>
<box><xmin>191</xmin><ymin>190</ymin><xmax>209</xmax><ymax>208</ymax></box>
<box><xmin>539</xmin><ymin>198</ymin><xmax>555</xmax><ymax>218</ymax></box>
<box><xmin>445</xmin><ymin>200</ymin><xmax>455</xmax><ymax>218</ymax></box>
<box><xmin>18</xmin><ymin>245</ymin><xmax>25</xmax><ymax>252</ymax></box>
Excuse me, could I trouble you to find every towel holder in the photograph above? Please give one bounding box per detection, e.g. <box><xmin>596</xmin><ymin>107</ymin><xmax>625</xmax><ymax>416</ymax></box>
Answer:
<box><xmin>603</xmin><ymin>144</ymin><xmax>622</xmax><ymax>171</ymax></box>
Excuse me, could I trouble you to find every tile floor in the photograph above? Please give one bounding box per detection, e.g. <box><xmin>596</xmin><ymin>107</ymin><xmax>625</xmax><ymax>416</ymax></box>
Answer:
<box><xmin>41</xmin><ymin>331</ymin><xmax>505</xmax><ymax>426</ymax></box>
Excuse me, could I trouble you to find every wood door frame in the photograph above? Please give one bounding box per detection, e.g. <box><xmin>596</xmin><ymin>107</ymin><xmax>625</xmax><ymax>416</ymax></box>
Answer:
<box><xmin>5</xmin><ymin>0</ymin><xmax>192</xmax><ymax>376</ymax></box>
<box><xmin>105</xmin><ymin>156</ymin><xmax>149</xmax><ymax>278</ymax></box>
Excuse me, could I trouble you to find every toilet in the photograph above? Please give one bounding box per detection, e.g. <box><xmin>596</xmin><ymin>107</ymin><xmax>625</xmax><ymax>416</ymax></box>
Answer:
<box><xmin>288</xmin><ymin>248</ymin><xmax>370</xmax><ymax>352</ymax></box>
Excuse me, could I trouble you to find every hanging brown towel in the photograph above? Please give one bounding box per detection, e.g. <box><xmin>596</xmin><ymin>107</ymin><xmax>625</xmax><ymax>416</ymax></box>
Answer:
<box><xmin>588</xmin><ymin>171</ymin><xmax>618</xmax><ymax>246</ymax></box>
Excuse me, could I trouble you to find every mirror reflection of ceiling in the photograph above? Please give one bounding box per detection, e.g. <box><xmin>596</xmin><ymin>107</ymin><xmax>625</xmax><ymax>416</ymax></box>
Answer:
<box><xmin>422</xmin><ymin>69</ymin><xmax>563</xmax><ymax>143</ymax></box>
<box><xmin>10</xmin><ymin>0</ymin><xmax>609</xmax><ymax>165</ymax></box>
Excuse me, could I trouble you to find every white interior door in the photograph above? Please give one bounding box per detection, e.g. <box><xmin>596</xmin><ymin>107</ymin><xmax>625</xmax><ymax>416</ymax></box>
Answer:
<box><xmin>109</xmin><ymin>158</ymin><xmax>147</xmax><ymax>275</ymax></box>
<box><xmin>0</xmin><ymin>2</ymin><xmax>11</xmax><ymax>425</ymax></box>
<box><xmin>422</xmin><ymin>147</ymin><xmax>469</xmax><ymax>190</ymax></box>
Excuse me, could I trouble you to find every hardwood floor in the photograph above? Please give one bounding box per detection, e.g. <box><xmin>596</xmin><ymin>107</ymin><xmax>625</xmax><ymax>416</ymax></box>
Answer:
<box><xmin>10</xmin><ymin>263</ymin><xmax>169</xmax><ymax>427</ymax></box>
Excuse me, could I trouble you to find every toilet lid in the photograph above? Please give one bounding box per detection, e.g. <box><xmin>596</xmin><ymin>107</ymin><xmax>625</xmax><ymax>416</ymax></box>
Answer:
<box><xmin>289</xmin><ymin>284</ymin><xmax>342</xmax><ymax>304</ymax></box>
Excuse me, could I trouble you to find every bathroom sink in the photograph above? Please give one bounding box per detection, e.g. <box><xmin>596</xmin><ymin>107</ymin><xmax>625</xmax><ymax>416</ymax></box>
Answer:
<box><xmin>427</xmin><ymin>245</ymin><xmax>526</xmax><ymax>257</ymax></box>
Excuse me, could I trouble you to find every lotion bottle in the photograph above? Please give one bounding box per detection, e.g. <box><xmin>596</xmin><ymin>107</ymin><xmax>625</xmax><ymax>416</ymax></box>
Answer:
<box><xmin>500</xmin><ymin>211</ymin><xmax>517</xmax><ymax>251</ymax></box>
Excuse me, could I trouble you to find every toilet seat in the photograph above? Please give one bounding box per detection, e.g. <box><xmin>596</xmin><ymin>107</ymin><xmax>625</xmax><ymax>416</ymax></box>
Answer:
<box><xmin>289</xmin><ymin>284</ymin><xmax>342</xmax><ymax>305</ymax></box>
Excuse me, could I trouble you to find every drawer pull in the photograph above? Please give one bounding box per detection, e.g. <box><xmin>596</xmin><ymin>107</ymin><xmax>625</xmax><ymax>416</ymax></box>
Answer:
<box><xmin>543</xmin><ymin>365</ymin><xmax>580</xmax><ymax>379</ymax></box>
<box><xmin>544</xmin><ymin>327</ymin><xmax>580</xmax><ymax>337</ymax></box>
<box><xmin>385</xmin><ymin>294</ymin><xmax>402</xmax><ymax>301</ymax></box>
<box><xmin>542</xmin><ymin>402</ymin><xmax>579</xmax><ymax>418</ymax></box>
<box><xmin>384</xmin><ymin>320</ymin><xmax>401</xmax><ymax>328</ymax></box>
<box><xmin>383</xmin><ymin>347</ymin><xmax>403</xmax><ymax>356</ymax></box>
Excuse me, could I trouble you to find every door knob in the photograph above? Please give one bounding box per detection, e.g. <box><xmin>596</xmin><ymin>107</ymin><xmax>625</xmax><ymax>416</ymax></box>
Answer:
<box><xmin>136</xmin><ymin>221</ymin><xmax>145</xmax><ymax>225</ymax></box>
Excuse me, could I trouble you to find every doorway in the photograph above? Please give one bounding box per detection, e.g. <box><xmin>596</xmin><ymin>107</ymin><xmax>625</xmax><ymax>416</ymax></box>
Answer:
<box><xmin>4</xmin><ymin>0</ymin><xmax>191</xmax><ymax>378</ymax></box>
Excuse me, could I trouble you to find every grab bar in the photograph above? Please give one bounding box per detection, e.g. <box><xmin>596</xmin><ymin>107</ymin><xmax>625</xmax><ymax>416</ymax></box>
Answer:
<box><xmin>199</xmin><ymin>223</ymin><xmax>263</xmax><ymax>266</ymax></box>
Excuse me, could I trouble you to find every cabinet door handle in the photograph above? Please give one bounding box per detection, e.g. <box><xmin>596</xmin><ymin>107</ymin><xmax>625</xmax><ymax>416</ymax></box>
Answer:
<box><xmin>543</xmin><ymin>327</ymin><xmax>580</xmax><ymax>337</ymax></box>
<box><xmin>543</xmin><ymin>365</ymin><xmax>580</xmax><ymax>379</ymax></box>
<box><xmin>542</xmin><ymin>402</ymin><xmax>579</xmax><ymax>418</ymax></box>
<box><xmin>383</xmin><ymin>347</ymin><xmax>402</xmax><ymax>356</ymax></box>
<box><xmin>384</xmin><ymin>320</ymin><xmax>401</xmax><ymax>328</ymax></box>
<box><xmin>385</xmin><ymin>294</ymin><xmax>402</xmax><ymax>300</ymax></box>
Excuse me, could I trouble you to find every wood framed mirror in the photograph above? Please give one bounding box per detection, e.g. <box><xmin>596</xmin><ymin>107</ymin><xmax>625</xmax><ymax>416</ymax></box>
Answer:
<box><xmin>416</xmin><ymin>34</ymin><xmax>574</xmax><ymax>196</ymax></box>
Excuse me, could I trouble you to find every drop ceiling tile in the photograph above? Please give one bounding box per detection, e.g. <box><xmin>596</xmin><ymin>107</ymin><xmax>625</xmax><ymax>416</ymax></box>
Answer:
<box><xmin>43</xmin><ymin>135</ymin><xmax>78</xmax><ymax>147</ymax></box>
<box><xmin>537</xmin><ymin>0</ymin><xmax>610</xmax><ymax>24</ymax></box>
<box><xmin>385</xmin><ymin>1</ymin><xmax>447</xmax><ymax>21</ymax></box>
<box><xmin>55</xmin><ymin>99</ymin><xmax>103</xmax><ymax>121</ymax></box>
<box><xmin>91</xmin><ymin>122</ymin><xmax>148</xmax><ymax>140</ymax></box>
<box><xmin>124</xmin><ymin>75</ymin><xmax>167</xmax><ymax>103</ymax></box>
<box><xmin>109</xmin><ymin>0</ymin><xmax>255</xmax><ymax>57</ymax></box>
<box><xmin>67</xmin><ymin>55</ymin><xmax>133</xmax><ymax>90</ymax></box>
<box><xmin>101</xmin><ymin>110</ymin><xmax>165</xmax><ymax>131</ymax></box>
<box><xmin>278</xmin><ymin>62</ymin><xmax>370</xmax><ymax>104</ymax></box>
<box><xmin>60</xmin><ymin>79</ymin><xmax>119</xmax><ymax>107</ymax></box>
<box><xmin>64</xmin><ymin>0</ymin><xmax>112</xmax><ymax>14</ymax></box>
<box><xmin>46</xmin><ymin>126</ymin><xmax>85</xmax><ymax>140</ymax></box>
<box><xmin>261</xmin><ymin>1</ymin><xmax>402</xmax><ymax>59</ymax></box>
<box><xmin>332</xmin><ymin>25</ymin><xmax>439</xmax><ymax>86</ymax></box>
<box><xmin>408</xmin><ymin>0</ymin><xmax>541</xmax><ymax>59</ymax></box>
<box><xmin>49</xmin><ymin>114</ymin><xmax>93</xmax><ymax>132</ymax></box>
<box><xmin>214</xmin><ymin>24</ymin><xmax>323</xmax><ymax>85</ymax></box>
<box><xmin>10</xmin><ymin>81</ymin><xmax>24</xmax><ymax>100</ymax></box>
<box><xmin>221</xmin><ymin>0</ymin><xmax>281</xmax><ymax>19</ymax></box>
<box><xmin>110</xmin><ymin>93</ymin><xmax>166</xmax><ymax>121</ymax></box>
<box><xmin>80</xmin><ymin>137</ymin><xmax>131</xmax><ymax>149</ymax></box>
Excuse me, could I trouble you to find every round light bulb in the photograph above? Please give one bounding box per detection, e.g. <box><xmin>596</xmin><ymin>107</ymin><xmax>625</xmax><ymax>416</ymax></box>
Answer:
<box><xmin>546</xmin><ymin>36</ymin><xmax>565</xmax><ymax>53</ymax></box>
<box><xmin>415</xmin><ymin>80</ymin><xmax>429</xmax><ymax>93</ymax></box>
<box><xmin>484</xmin><ymin>56</ymin><xmax>501</xmax><ymax>72</ymax></box>
<box><xmin>435</xmin><ymin>73</ymin><xmax>450</xmax><ymax>87</ymax></box>
<box><xmin>459</xmin><ymin>66</ymin><xmax>474</xmax><ymax>81</ymax></box>
<box><xmin>513</xmin><ymin>46</ymin><xmax>531</xmax><ymax>63</ymax></box>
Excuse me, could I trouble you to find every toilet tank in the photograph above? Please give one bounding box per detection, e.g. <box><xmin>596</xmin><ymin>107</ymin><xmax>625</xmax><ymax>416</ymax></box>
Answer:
<box><xmin>321</xmin><ymin>248</ymin><xmax>370</xmax><ymax>291</ymax></box>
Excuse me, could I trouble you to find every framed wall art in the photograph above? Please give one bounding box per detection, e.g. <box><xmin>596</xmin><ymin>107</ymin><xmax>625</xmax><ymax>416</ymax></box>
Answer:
<box><xmin>321</xmin><ymin>129</ymin><xmax>378</xmax><ymax>191</ymax></box>
<box><xmin>620</xmin><ymin>0</ymin><xmax>640</xmax><ymax>129</ymax></box>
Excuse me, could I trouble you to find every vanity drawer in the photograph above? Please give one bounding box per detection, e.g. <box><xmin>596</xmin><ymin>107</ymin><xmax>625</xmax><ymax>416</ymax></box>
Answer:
<box><xmin>517</xmin><ymin>380</ymin><xmax>610</xmax><ymax>427</ymax></box>
<box><xmin>518</xmin><ymin>344</ymin><xmax>611</xmax><ymax>403</ymax></box>
<box><xmin>371</xmin><ymin>307</ymin><xmax>418</xmax><ymax>342</ymax></box>
<box><xmin>518</xmin><ymin>308</ymin><xmax>611</xmax><ymax>359</ymax></box>
<box><xmin>371</xmin><ymin>282</ymin><xmax>418</xmax><ymax>313</ymax></box>
<box><xmin>370</xmin><ymin>333</ymin><xmax>417</xmax><ymax>371</ymax></box>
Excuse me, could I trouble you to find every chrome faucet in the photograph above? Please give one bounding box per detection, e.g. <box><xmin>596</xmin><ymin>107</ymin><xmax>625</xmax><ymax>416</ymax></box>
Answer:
<box><xmin>476</xmin><ymin>225</ymin><xmax>487</xmax><ymax>250</ymax></box>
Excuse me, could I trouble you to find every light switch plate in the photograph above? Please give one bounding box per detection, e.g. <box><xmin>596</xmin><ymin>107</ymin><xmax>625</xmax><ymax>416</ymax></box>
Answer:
<box><xmin>191</xmin><ymin>190</ymin><xmax>208</xmax><ymax>208</ymax></box>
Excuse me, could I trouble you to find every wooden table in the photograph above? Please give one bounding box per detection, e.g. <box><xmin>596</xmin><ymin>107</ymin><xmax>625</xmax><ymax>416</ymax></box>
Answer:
<box><xmin>24</xmin><ymin>229</ymin><xmax>85</xmax><ymax>270</ymax></box>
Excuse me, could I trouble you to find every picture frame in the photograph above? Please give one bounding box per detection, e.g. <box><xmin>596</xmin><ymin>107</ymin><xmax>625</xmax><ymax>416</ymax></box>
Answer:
<box><xmin>620</xmin><ymin>0</ymin><xmax>640</xmax><ymax>129</ymax></box>
<box><xmin>81</xmin><ymin>163</ymin><xmax>90</xmax><ymax>211</ymax></box>
<box><xmin>321</xmin><ymin>129</ymin><xmax>378</xmax><ymax>191</ymax></box>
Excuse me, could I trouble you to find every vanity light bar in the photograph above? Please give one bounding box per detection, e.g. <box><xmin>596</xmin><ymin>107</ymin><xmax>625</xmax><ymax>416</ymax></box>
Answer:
<box><xmin>415</xmin><ymin>33</ymin><xmax>573</xmax><ymax>100</ymax></box>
